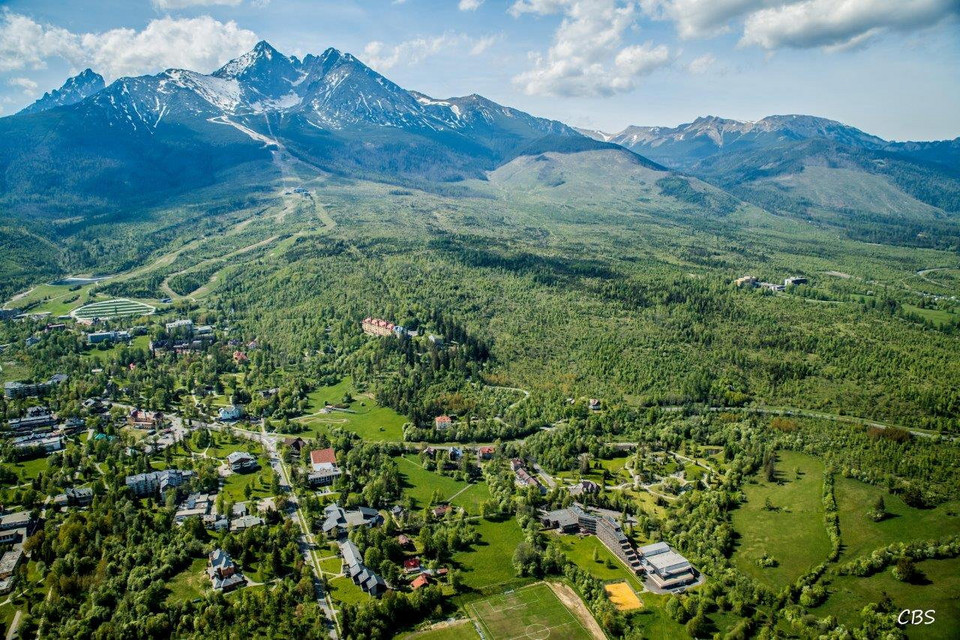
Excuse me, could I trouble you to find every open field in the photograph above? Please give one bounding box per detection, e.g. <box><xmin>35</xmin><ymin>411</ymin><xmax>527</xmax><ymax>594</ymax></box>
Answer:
<box><xmin>552</xmin><ymin>533</ymin><xmax>645</xmax><ymax>593</ymax></box>
<box><xmin>468</xmin><ymin>582</ymin><xmax>594</xmax><ymax>640</ymax></box>
<box><xmin>71</xmin><ymin>298</ymin><xmax>155</xmax><ymax>320</ymax></box>
<box><xmin>455</xmin><ymin>518</ymin><xmax>527</xmax><ymax>592</ymax></box>
<box><xmin>396</xmin><ymin>455</ymin><xmax>491</xmax><ymax>514</ymax></box>
<box><xmin>84</xmin><ymin>334</ymin><xmax>151</xmax><ymax>360</ymax></box>
<box><xmin>164</xmin><ymin>557</ymin><xmax>209</xmax><ymax>604</ymax></box>
<box><xmin>292</xmin><ymin>377</ymin><xmax>406</xmax><ymax>441</ymax></box>
<box><xmin>835</xmin><ymin>477</ymin><xmax>960</xmax><ymax>561</ymax></box>
<box><xmin>815</xmin><ymin>557</ymin><xmax>960</xmax><ymax>640</ymax></box>
<box><xmin>731</xmin><ymin>451</ymin><xmax>832</xmax><ymax>588</ymax></box>
<box><xmin>219</xmin><ymin>455</ymin><xmax>275</xmax><ymax>503</ymax></box>
<box><xmin>329</xmin><ymin>575</ymin><xmax>368</xmax><ymax>606</ymax></box>
<box><xmin>2</xmin><ymin>456</ymin><xmax>53</xmax><ymax>482</ymax></box>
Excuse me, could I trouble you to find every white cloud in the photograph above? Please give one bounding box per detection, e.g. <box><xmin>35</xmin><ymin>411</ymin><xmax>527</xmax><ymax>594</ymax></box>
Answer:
<box><xmin>8</xmin><ymin>76</ymin><xmax>38</xmax><ymax>96</ymax></box>
<box><xmin>0</xmin><ymin>12</ymin><xmax>257</xmax><ymax>79</ymax></box>
<box><xmin>687</xmin><ymin>52</ymin><xmax>716</xmax><ymax>73</ymax></box>
<box><xmin>362</xmin><ymin>32</ymin><xmax>499</xmax><ymax>71</ymax></box>
<box><xmin>511</xmin><ymin>0</ymin><xmax>672</xmax><ymax>97</ymax></box>
<box><xmin>641</xmin><ymin>0</ymin><xmax>771</xmax><ymax>38</ymax></box>
<box><xmin>151</xmin><ymin>0</ymin><xmax>243</xmax><ymax>8</ymax></box>
<box><xmin>459</xmin><ymin>0</ymin><xmax>485</xmax><ymax>10</ymax></box>
<box><xmin>740</xmin><ymin>0</ymin><xmax>960</xmax><ymax>50</ymax></box>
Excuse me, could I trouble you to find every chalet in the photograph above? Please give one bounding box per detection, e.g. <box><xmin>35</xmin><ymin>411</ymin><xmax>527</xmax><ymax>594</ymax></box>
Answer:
<box><xmin>434</xmin><ymin>415</ymin><xmax>452</xmax><ymax>430</ymax></box>
<box><xmin>340</xmin><ymin>539</ymin><xmax>387</xmax><ymax>597</ymax></box>
<box><xmin>321</xmin><ymin>503</ymin><xmax>382</xmax><ymax>536</ymax></box>
<box><xmin>448</xmin><ymin>447</ymin><xmax>462</xmax><ymax>461</ymax></box>
<box><xmin>403</xmin><ymin>557</ymin><xmax>421</xmax><ymax>574</ymax></box>
<box><xmin>283</xmin><ymin>436</ymin><xmax>306</xmax><ymax>453</ymax></box>
<box><xmin>208</xmin><ymin>549</ymin><xmax>246</xmax><ymax>592</ymax></box>
<box><xmin>227</xmin><ymin>451</ymin><xmax>259</xmax><ymax>473</ymax></box>
<box><xmin>390</xmin><ymin>505</ymin><xmax>406</xmax><ymax>521</ymax></box>
<box><xmin>510</xmin><ymin>459</ymin><xmax>541</xmax><ymax>491</ymax></box>
<box><xmin>431</xmin><ymin>504</ymin><xmax>451</xmax><ymax>518</ymax></box>
<box><xmin>233</xmin><ymin>351</ymin><xmax>248</xmax><ymax>363</ymax></box>
<box><xmin>410</xmin><ymin>574</ymin><xmax>430</xmax><ymax>590</ymax></box>
<box><xmin>397</xmin><ymin>534</ymin><xmax>413</xmax><ymax>550</ymax></box>
<box><xmin>478</xmin><ymin>446</ymin><xmax>495</xmax><ymax>460</ymax></box>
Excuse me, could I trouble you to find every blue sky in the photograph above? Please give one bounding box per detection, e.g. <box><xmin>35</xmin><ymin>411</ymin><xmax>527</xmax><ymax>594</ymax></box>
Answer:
<box><xmin>0</xmin><ymin>0</ymin><xmax>958</xmax><ymax>140</ymax></box>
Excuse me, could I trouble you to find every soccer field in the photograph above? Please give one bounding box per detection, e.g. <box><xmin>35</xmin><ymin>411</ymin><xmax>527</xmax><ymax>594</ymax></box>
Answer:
<box><xmin>71</xmin><ymin>298</ymin><xmax>155</xmax><ymax>320</ymax></box>
<box><xmin>468</xmin><ymin>583</ymin><xmax>593</xmax><ymax>640</ymax></box>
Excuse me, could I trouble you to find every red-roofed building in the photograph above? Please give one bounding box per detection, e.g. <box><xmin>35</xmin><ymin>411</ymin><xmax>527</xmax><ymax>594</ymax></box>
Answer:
<box><xmin>410</xmin><ymin>574</ymin><xmax>429</xmax><ymax>590</ymax></box>
<box><xmin>403</xmin><ymin>557</ymin><xmax>421</xmax><ymax>574</ymax></box>
<box><xmin>434</xmin><ymin>415</ymin><xmax>452</xmax><ymax>430</ymax></box>
<box><xmin>310</xmin><ymin>448</ymin><xmax>337</xmax><ymax>468</ymax></box>
<box><xmin>478</xmin><ymin>446</ymin><xmax>495</xmax><ymax>460</ymax></box>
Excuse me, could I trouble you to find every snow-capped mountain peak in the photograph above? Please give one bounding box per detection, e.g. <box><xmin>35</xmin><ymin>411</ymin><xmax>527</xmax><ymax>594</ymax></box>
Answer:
<box><xmin>18</xmin><ymin>69</ymin><xmax>106</xmax><ymax>116</ymax></box>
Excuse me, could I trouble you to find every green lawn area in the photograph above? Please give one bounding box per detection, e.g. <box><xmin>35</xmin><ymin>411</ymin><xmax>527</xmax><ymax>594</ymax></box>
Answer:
<box><xmin>683</xmin><ymin>463</ymin><xmax>707</xmax><ymax>483</ymax></box>
<box><xmin>552</xmin><ymin>533</ymin><xmax>645</xmax><ymax>592</ymax></box>
<box><xmin>630</xmin><ymin>592</ymin><xmax>695</xmax><ymax>640</ymax></box>
<box><xmin>0</xmin><ymin>361</ymin><xmax>31</xmax><ymax>383</ymax></box>
<box><xmin>731</xmin><ymin>451</ymin><xmax>832</xmax><ymax>589</ymax></box>
<box><xmin>220</xmin><ymin>458</ymin><xmax>275</xmax><ymax>503</ymax></box>
<box><xmin>3</xmin><ymin>455</ymin><xmax>53</xmax><ymax>482</ymax></box>
<box><xmin>6</xmin><ymin>282</ymin><xmax>98</xmax><ymax>317</ymax></box>
<box><xmin>814</xmin><ymin>557</ymin><xmax>960</xmax><ymax>640</ymax></box>
<box><xmin>454</xmin><ymin>518</ymin><xmax>527</xmax><ymax>592</ymax></box>
<box><xmin>468</xmin><ymin>582</ymin><xmax>592</xmax><ymax>640</ymax></box>
<box><xmin>449</xmin><ymin>482</ymin><xmax>492</xmax><ymax>516</ymax></box>
<box><xmin>402</xmin><ymin>621</ymin><xmax>481</xmax><ymax>640</ymax></box>
<box><xmin>902</xmin><ymin>304</ymin><xmax>957</xmax><ymax>327</ymax></box>
<box><xmin>165</xmin><ymin>556</ymin><xmax>209</xmax><ymax>603</ymax></box>
<box><xmin>319</xmin><ymin>555</ymin><xmax>343</xmax><ymax>576</ymax></box>
<box><xmin>290</xmin><ymin>377</ymin><xmax>406</xmax><ymax>441</ymax></box>
<box><xmin>835</xmin><ymin>477</ymin><xmax>960</xmax><ymax>561</ymax></box>
<box><xmin>198</xmin><ymin>431</ymin><xmax>257</xmax><ymax>459</ymax></box>
<box><xmin>396</xmin><ymin>455</ymin><xmax>481</xmax><ymax>512</ymax></box>
<box><xmin>329</xmin><ymin>575</ymin><xmax>369</xmax><ymax>606</ymax></box>
<box><xmin>83</xmin><ymin>335</ymin><xmax>150</xmax><ymax>361</ymax></box>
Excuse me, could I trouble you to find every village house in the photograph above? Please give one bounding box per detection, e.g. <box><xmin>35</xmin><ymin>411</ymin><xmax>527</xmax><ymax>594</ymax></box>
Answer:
<box><xmin>403</xmin><ymin>557</ymin><xmax>421</xmax><ymax>574</ymax></box>
<box><xmin>478</xmin><ymin>446</ymin><xmax>495</xmax><ymax>460</ymax></box>
<box><xmin>340</xmin><ymin>539</ymin><xmax>387</xmax><ymax>597</ymax></box>
<box><xmin>434</xmin><ymin>415</ymin><xmax>452</xmax><ymax>430</ymax></box>
<box><xmin>568</xmin><ymin>480</ymin><xmax>601</xmax><ymax>497</ymax></box>
<box><xmin>208</xmin><ymin>549</ymin><xmax>246</xmax><ymax>592</ymax></box>
<box><xmin>410</xmin><ymin>574</ymin><xmax>430</xmax><ymax>590</ymax></box>
<box><xmin>321</xmin><ymin>503</ymin><xmax>382</xmax><ymax>536</ymax></box>
<box><xmin>227</xmin><ymin>451</ymin><xmax>259</xmax><ymax>473</ymax></box>
<box><xmin>283</xmin><ymin>436</ymin><xmax>306</xmax><ymax>454</ymax></box>
<box><xmin>127</xmin><ymin>408</ymin><xmax>164</xmax><ymax>429</ymax></box>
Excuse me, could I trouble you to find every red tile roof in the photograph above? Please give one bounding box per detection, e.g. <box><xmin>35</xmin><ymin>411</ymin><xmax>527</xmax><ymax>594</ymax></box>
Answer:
<box><xmin>310</xmin><ymin>448</ymin><xmax>337</xmax><ymax>465</ymax></box>
<box><xmin>403</xmin><ymin>557</ymin><xmax>421</xmax><ymax>570</ymax></box>
<box><xmin>410</xmin><ymin>574</ymin><xmax>429</xmax><ymax>590</ymax></box>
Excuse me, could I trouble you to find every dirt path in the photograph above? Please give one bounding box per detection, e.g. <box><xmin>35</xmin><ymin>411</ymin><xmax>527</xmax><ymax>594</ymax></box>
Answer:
<box><xmin>406</xmin><ymin>619</ymin><xmax>474</xmax><ymax>638</ymax></box>
<box><xmin>547</xmin><ymin>582</ymin><xmax>606</xmax><ymax>640</ymax></box>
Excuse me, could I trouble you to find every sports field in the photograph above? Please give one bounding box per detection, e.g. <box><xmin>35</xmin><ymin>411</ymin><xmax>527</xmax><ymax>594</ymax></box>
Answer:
<box><xmin>71</xmin><ymin>298</ymin><xmax>155</xmax><ymax>320</ymax></box>
<box><xmin>468</xmin><ymin>583</ymin><xmax>593</xmax><ymax>640</ymax></box>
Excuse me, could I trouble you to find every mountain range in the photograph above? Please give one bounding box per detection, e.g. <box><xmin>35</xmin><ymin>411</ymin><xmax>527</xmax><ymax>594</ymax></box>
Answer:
<box><xmin>0</xmin><ymin>40</ymin><xmax>958</xmax><ymax>250</ymax></box>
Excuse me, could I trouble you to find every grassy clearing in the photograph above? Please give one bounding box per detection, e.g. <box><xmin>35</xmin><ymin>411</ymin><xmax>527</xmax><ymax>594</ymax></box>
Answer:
<box><xmin>455</xmin><ymin>518</ymin><xmax>527</xmax><ymax>592</ymax></box>
<box><xmin>0</xmin><ymin>361</ymin><xmax>31</xmax><ymax>383</ymax></box>
<box><xmin>165</xmin><ymin>556</ymin><xmax>209</xmax><ymax>603</ymax></box>
<box><xmin>731</xmin><ymin>451</ymin><xmax>831</xmax><ymax>589</ymax></box>
<box><xmin>293</xmin><ymin>377</ymin><xmax>406</xmax><ymax>441</ymax></box>
<box><xmin>468</xmin><ymin>582</ymin><xmax>592</xmax><ymax>640</ymax></box>
<box><xmin>329</xmin><ymin>575</ymin><xmax>368</xmax><ymax>605</ymax></box>
<box><xmin>220</xmin><ymin>456</ymin><xmax>275</xmax><ymax>503</ymax></box>
<box><xmin>3</xmin><ymin>456</ymin><xmax>53</xmax><ymax>482</ymax></box>
<box><xmin>835</xmin><ymin>477</ymin><xmax>960</xmax><ymax>562</ymax></box>
<box><xmin>83</xmin><ymin>335</ymin><xmax>151</xmax><ymax>361</ymax></box>
<box><xmin>815</xmin><ymin>557</ymin><xmax>960</xmax><ymax>640</ymax></box>
<box><xmin>396</xmin><ymin>455</ymin><xmax>484</xmax><ymax>512</ymax></box>
<box><xmin>552</xmin><ymin>533</ymin><xmax>645</xmax><ymax>593</ymax></box>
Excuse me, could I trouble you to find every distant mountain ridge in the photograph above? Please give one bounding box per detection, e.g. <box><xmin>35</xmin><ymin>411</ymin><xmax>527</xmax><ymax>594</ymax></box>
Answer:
<box><xmin>17</xmin><ymin>69</ymin><xmax>105</xmax><ymax>116</ymax></box>
<box><xmin>578</xmin><ymin>115</ymin><xmax>960</xmax><ymax>249</ymax></box>
<box><xmin>0</xmin><ymin>40</ymin><xmax>627</xmax><ymax>219</ymax></box>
